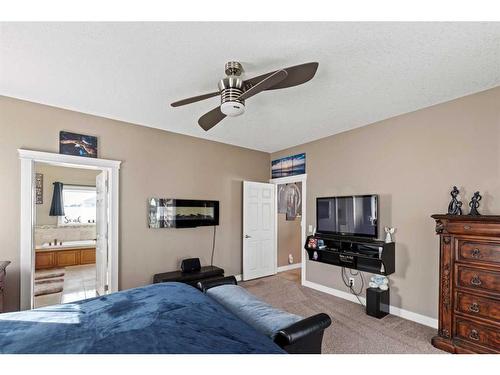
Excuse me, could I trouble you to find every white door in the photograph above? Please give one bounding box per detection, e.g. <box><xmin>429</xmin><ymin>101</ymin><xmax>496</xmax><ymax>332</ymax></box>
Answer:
<box><xmin>243</xmin><ymin>181</ymin><xmax>276</xmax><ymax>280</ymax></box>
<box><xmin>95</xmin><ymin>171</ymin><xmax>109</xmax><ymax>296</ymax></box>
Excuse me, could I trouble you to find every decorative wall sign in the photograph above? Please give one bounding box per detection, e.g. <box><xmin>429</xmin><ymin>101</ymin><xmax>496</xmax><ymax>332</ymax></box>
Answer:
<box><xmin>59</xmin><ymin>131</ymin><xmax>98</xmax><ymax>158</ymax></box>
<box><xmin>35</xmin><ymin>173</ymin><xmax>43</xmax><ymax>204</ymax></box>
<box><xmin>271</xmin><ymin>153</ymin><xmax>306</xmax><ymax>179</ymax></box>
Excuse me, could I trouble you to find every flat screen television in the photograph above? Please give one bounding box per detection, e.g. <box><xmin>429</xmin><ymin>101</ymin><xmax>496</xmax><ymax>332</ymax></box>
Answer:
<box><xmin>316</xmin><ymin>195</ymin><xmax>378</xmax><ymax>238</ymax></box>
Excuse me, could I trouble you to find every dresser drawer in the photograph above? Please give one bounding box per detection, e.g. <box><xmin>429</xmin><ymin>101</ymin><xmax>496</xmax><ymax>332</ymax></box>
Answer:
<box><xmin>458</xmin><ymin>240</ymin><xmax>500</xmax><ymax>265</ymax></box>
<box><xmin>456</xmin><ymin>291</ymin><xmax>500</xmax><ymax>323</ymax></box>
<box><xmin>447</xmin><ymin>221</ymin><xmax>500</xmax><ymax>237</ymax></box>
<box><xmin>455</xmin><ymin>317</ymin><xmax>500</xmax><ymax>351</ymax></box>
<box><xmin>457</xmin><ymin>266</ymin><xmax>500</xmax><ymax>294</ymax></box>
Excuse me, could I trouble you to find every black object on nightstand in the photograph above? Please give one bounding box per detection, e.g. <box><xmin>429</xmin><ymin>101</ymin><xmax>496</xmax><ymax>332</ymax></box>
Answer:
<box><xmin>366</xmin><ymin>287</ymin><xmax>390</xmax><ymax>319</ymax></box>
<box><xmin>153</xmin><ymin>265</ymin><xmax>225</xmax><ymax>287</ymax></box>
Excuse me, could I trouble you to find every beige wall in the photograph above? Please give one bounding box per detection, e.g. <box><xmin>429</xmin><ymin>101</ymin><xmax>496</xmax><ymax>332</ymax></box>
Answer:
<box><xmin>277</xmin><ymin>213</ymin><xmax>301</xmax><ymax>267</ymax></box>
<box><xmin>2</xmin><ymin>86</ymin><xmax>499</xmax><ymax>317</ymax></box>
<box><xmin>0</xmin><ymin>96</ymin><xmax>269</xmax><ymax>311</ymax></box>
<box><xmin>271</xmin><ymin>86</ymin><xmax>500</xmax><ymax>319</ymax></box>
<box><xmin>35</xmin><ymin>163</ymin><xmax>99</xmax><ymax>225</ymax></box>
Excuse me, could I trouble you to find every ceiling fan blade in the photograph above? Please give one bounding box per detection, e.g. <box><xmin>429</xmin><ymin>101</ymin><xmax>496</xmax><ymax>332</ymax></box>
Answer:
<box><xmin>238</xmin><ymin>70</ymin><xmax>288</xmax><ymax>101</ymax></box>
<box><xmin>198</xmin><ymin>107</ymin><xmax>226</xmax><ymax>131</ymax></box>
<box><xmin>171</xmin><ymin>91</ymin><xmax>219</xmax><ymax>107</ymax></box>
<box><xmin>244</xmin><ymin>62</ymin><xmax>319</xmax><ymax>91</ymax></box>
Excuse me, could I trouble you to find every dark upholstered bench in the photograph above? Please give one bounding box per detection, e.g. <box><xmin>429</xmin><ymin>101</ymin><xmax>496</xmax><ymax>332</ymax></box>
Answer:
<box><xmin>197</xmin><ymin>276</ymin><xmax>331</xmax><ymax>354</ymax></box>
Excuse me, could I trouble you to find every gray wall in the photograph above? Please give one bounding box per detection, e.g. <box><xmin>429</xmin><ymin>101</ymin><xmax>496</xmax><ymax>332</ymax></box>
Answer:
<box><xmin>271</xmin><ymin>86</ymin><xmax>500</xmax><ymax>319</ymax></box>
<box><xmin>0</xmin><ymin>96</ymin><xmax>269</xmax><ymax>311</ymax></box>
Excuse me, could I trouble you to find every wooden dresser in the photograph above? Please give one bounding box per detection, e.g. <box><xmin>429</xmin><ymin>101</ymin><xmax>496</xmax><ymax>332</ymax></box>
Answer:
<box><xmin>0</xmin><ymin>261</ymin><xmax>11</xmax><ymax>313</ymax></box>
<box><xmin>432</xmin><ymin>215</ymin><xmax>500</xmax><ymax>353</ymax></box>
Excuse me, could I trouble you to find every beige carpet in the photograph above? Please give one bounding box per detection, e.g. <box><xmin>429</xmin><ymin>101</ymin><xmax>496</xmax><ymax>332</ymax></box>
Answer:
<box><xmin>240</xmin><ymin>269</ymin><xmax>444</xmax><ymax>354</ymax></box>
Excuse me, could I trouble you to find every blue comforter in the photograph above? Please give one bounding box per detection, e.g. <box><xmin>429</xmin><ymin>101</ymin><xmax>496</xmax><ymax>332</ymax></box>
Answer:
<box><xmin>0</xmin><ymin>283</ymin><xmax>284</xmax><ymax>354</ymax></box>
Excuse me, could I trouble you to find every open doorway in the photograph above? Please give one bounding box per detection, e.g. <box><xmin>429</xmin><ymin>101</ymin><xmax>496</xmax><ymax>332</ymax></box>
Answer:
<box><xmin>33</xmin><ymin>163</ymin><xmax>100</xmax><ymax>308</ymax></box>
<box><xmin>270</xmin><ymin>174</ymin><xmax>307</xmax><ymax>285</ymax></box>
<box><xmin>19</xmin><ymin>149</ymin><xmax>120</xmax><ymax>310</ymax></box>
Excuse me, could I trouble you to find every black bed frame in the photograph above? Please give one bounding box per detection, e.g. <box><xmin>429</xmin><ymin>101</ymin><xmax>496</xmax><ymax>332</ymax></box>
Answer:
<box><xmin>196</xmin><ymin>276</ymin><xmax>331</xmax><ymax>354</ymax></box>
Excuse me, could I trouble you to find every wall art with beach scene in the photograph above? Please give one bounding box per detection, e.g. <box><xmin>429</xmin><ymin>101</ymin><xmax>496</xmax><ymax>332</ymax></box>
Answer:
<box><xmin>271</xmin><ymin>153</ymin><xmax>306</xmax><ymax>179</ymax></box>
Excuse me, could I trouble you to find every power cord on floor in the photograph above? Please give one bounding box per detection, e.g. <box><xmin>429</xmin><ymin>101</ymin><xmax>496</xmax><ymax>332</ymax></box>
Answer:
<box><xmin>341</xmin><ymin>267</ymin><xmax>366</xmax><ymax>307</ymax></box>
<box><xmin>210</xmin><ymin>225</ymin><xmax>217</xmax><ymax>267</ymax></box>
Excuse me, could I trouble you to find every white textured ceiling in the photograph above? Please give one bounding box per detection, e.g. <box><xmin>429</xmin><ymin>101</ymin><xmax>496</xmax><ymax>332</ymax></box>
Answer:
<box><xmin>1</xmin><ymin>22</ymin><xmax>500</xmax><ymax>152</ymax></box>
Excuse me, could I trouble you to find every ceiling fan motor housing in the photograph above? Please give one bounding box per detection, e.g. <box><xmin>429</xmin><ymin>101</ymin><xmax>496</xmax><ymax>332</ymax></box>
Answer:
<box><xmin>218</xmin><ymin>76</ymin><xmax>246</xmax><ymax>117</ymax></box>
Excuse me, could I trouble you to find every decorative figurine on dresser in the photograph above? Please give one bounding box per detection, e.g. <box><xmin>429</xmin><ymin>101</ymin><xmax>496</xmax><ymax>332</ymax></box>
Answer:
<box><xmin>431</xmin><ymin>214</ymin><xmax>500</xmax><ymax>353</ymax></box>
<box><xmin>0</xmin><ymin>261</ymin><xmax>11</xmax><ymax>313</ymax></box>
<box><xmin>447</xmin><ymin>186</ymin><xmax>463</xmax><ymax>215</ymax></box>
<box><xmin>468</xmin><ymin>191</ymin><xmax>482</xmax><ymax>216</ymax></box>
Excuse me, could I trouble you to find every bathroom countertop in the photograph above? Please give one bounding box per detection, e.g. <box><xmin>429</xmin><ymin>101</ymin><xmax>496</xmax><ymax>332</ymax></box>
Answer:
<box><xmin>35</xmin><ymin>240</ymin><xmax>96</xmax><ymax>251</ymax></box>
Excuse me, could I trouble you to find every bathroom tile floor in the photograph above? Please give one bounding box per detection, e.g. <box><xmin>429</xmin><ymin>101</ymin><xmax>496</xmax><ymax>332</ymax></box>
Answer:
<box><xmin>61</xmin><ymin>264</ymin><xmax>97</xmax><ymax>303</ymax></box>
<box><xmin>34</xmin><ymin>264</ymin><xmax>96</xmax><ymax>308</ymax></box>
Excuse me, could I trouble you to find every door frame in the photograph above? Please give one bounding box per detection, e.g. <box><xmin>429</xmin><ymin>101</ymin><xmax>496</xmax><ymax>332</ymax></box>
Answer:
<box><xmin>18</xmin><ymin>149</ymin><xmax>121</xmax><ymax>310</ymax></box>
<box><xmin>269</xmin><ymin>174</ymin><xmax>307</xmax><ymax>285</ymax></box>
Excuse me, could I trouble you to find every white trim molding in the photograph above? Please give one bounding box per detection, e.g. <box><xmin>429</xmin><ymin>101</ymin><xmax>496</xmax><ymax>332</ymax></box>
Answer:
<box><xmin>18</xmin><ymin>149</ymin><xmax>121</xmax><ymax>170</ymax></box>
<box><xmin>302</xmin><ymin>280</ymin><xmax>438</xmax><ymax>329</ymax></box>
<box><xmin>18</xmin><ymin>149</ymin><xmax>121</xmax><ymax>310</ymax></box>
<box><xmin>277</xmin><ymin>263</ymin><xmax>302</xmax><ymax>272</ymax></box>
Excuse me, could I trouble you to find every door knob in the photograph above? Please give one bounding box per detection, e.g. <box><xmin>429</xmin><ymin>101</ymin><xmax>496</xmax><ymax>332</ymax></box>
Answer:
<box><xmin>244</xmin><ymin>235</ymin><xmax>252</xmax><ymax>239</ymax></box>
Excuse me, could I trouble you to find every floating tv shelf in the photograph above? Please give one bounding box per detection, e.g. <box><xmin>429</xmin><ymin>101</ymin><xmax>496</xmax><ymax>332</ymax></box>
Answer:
<box><xmin>304</xmin><ymin>233</ymin><xmax>395</xmax><ymax>275</ymax></box>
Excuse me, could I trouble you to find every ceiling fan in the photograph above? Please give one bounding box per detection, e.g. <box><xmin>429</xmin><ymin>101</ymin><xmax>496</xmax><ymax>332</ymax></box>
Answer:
<box><xmin>171</xmin><ymin>61</ymin><xmax>319</xmax><ymax>131</ymax></box>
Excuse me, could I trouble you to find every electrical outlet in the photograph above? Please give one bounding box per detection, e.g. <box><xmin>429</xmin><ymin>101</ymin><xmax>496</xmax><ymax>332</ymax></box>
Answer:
<box><xmin>349</xmin><ymin>277</ymin><xmax>355</xmax><ymax>287</ymax></box>
<box><xmin>308</xmin><ymin>225</ymin><xmax>313</xmax><ymax>233</ymax></box>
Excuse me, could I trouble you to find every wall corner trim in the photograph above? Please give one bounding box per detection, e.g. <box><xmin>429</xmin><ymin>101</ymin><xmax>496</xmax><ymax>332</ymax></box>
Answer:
<box><xmin>302</xmin><ymin>279</ymin><xmax>438</xmax><ymax>329</ymax></box>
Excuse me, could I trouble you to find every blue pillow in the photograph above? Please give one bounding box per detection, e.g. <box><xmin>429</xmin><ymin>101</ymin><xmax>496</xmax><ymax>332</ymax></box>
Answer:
<box><xmin>207</xmin><ymin>285</ymin><xmax>303</xmax><ymax>338</ymax></box>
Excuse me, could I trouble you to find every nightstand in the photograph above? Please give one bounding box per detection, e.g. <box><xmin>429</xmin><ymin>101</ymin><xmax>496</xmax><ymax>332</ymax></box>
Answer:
<box><xmin>153</xmin><ymin>266</ymin><xmax>224</xmax><ymax>287</ymax></box>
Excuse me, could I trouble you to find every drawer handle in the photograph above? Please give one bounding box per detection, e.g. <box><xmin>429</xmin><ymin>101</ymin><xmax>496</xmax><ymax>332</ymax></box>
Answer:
<box><xmin>464</xmin><ymin>225</ymin><xmax>471</xmax><ymax>230</ymax></box>
<box><xmin>471</xmin><ymin>248</ymin><xmax>481</xmax><ymax>258</ymax></box>
<box><xmin>470</xmin><ymin>275</ymin><xmax>482</xmax><ymax>286</ymax></box>
<box><xmin>469</xmin><ymin>303</ymin><xmax>480</xmax><ymax>313</ymax></box>
<box><xmin>469</xmin><ymin>329</ymin><xmax>480</xmax><ymax>341</ymax></box>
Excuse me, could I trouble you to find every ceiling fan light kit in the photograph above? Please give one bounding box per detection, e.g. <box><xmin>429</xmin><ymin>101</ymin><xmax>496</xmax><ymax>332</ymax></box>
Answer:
<box><xmin>171</xmin><ymin>61</ymin><xmax>319</xmax><ymax>131</ymax></box>
<box><xmin>218</xmin><ymin>66</ymin><xmax>245</xmax><ymax>117</ymax></box>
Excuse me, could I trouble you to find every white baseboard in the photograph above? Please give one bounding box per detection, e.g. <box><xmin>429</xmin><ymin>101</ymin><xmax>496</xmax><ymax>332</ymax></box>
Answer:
<box><xmin>302</xmin><ymin>280</ymin><xmax>438</xmax><ymax>329</ymax></box>
<box><xmin>277</xmin><ymin>263</ymin><xmax>302</xmax><ymax>272</ymax></box>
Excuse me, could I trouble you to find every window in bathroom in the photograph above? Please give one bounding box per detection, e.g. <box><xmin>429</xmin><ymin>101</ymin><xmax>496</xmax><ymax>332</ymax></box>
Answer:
<box><xmin>58</xmin><ymin>185</ymin><xmax>97</xmax><ymax>226</ymax></box>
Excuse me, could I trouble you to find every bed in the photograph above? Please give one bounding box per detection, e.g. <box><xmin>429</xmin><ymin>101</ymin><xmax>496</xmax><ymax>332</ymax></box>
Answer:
<box><xmin>0</xmin><ymin>282</ymin><xmax>285</xmax><ymax>354</ymax></box>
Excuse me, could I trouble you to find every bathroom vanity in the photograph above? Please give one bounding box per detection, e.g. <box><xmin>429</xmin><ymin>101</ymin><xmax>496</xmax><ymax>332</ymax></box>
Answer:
<box><xmin>35</xmin><ymin>240</ymin><xmax>96</xmax><ymax>270</ymax></box>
